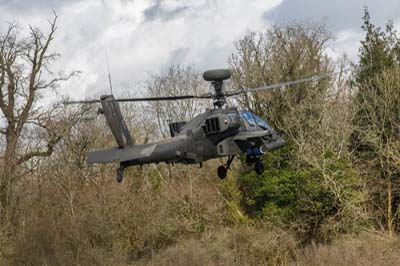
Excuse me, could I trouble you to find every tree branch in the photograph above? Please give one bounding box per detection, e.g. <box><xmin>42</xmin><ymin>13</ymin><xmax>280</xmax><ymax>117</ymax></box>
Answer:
<box><xmin>17</xmin><ymin>14</ymin><xmax>57</xmax><ymax>135</ymax></box>
<box><xmin>16</xmin><ymin>135</ymin><xmax>61</xmax><ymax>165</ymax></box>
<box><xmin>0</xmin><ymin>23</ymin><xmax>19</xmax><ymax>118</ymax></box>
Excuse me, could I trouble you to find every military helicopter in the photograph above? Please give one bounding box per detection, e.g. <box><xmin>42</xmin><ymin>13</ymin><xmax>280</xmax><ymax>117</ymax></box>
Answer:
<box><xmin>67</xmin><ymin>69</ymin><xmax>326</xmax><ymax>182</ymax></box>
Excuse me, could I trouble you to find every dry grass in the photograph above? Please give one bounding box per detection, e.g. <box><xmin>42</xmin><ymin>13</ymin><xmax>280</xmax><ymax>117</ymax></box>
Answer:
<box><xmin>133</xmin><ymin>226</ymin><xmax>297</xmax><ymax>266</ymax></box>
<box><xmin>6</xmin><ymin>158</ymin><xmax>400</xmax><ymax>266</ymax></box>
<box><xmin>296</xmin><ymin>233</ymin><xmax>400</xmax><ymax>266</ymax></box>
<box><xmin>132</xmin><ymin>230</ymin><xmax>400</xmax><ymax>266</ymax></box>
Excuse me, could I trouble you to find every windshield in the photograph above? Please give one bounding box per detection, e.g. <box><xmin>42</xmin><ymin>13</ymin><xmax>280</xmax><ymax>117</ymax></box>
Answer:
<box><xmin>240</xmin><ymin>111</ymin><xmax>271</xmax><ymax>130</ymax></box>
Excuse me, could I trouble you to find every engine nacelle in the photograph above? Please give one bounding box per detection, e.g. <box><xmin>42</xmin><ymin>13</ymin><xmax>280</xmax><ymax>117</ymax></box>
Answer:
<box><xmin>169</xmin><ymin>121</ymin><xmax>186</xmax><ymax>137</ymax></box>
<box><xmin>203</xmin><ymin>113</ymin><xmax>240</xmax><ymax>135</ymax></box>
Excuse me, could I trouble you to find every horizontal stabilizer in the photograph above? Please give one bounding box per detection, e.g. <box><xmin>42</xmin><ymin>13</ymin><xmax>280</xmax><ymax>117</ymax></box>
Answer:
<box><xmin>87</xmin><ymin>144</ymin><xmax>157</xmax><ymax>164</ymax></box>
<box><xmin>87</xmin><ymin>148</ymin><xmax>121</xmax><ymax>163</ymax></box>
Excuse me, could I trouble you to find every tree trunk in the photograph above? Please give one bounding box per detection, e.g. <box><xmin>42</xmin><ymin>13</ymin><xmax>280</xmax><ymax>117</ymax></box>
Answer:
<box><xmin>387</xmin><ymin>178</ymin><xmax>393</xmax><ymax>237</ymax></box>
<box><xmin>0</xmin><ymin>131</ymin><xmax>18</xmax><ymax>220</ymax></box>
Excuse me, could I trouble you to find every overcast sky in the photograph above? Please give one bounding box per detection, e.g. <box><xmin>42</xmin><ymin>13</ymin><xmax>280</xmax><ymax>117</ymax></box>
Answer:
<box><xmin>0</xmin><ymin>0</ymin><xmax>399</xmax><ymax>100</ymax></box>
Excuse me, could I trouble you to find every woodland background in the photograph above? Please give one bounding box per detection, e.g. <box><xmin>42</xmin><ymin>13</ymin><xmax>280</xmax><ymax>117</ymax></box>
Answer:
<box><xmin>1</xmin><ymin>7</ymin><xmax>400</xmax><ymax>266</ymax></box>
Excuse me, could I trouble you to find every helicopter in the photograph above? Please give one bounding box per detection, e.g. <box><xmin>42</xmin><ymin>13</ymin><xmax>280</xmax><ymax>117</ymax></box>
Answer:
<box><xmin>67</xmin><ymin>69</ymin><xmax>327</xmax><ymax>182</ymax></box>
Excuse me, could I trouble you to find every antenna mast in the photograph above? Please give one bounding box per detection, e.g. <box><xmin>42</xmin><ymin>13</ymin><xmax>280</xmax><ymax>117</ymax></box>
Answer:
<box><xmin>105</xmin><ymin>52</ymin><xmax>113</xmax><ymax>94</ymax></box>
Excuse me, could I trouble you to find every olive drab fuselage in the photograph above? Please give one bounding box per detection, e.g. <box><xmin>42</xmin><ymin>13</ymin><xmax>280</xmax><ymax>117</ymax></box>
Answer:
<box><xmin>87</xmin><ymin>103</ymin><xmax>285</xmax><ymax>168</ymax></box>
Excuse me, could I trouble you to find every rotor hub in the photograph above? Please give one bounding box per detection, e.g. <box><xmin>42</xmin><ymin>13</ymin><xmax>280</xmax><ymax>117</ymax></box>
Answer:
<box><xmin>203</xmin><ymin>69</ymin><xmax>232</xmax><ymax>82</ymax></box>
<box><xmin>203</xmin><ymin>69</ymin><xmax>232</xmax><ymax>108</ymax></box>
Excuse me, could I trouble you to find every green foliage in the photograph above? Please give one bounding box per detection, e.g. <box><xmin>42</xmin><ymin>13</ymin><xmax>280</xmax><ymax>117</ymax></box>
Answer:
<box><xmin>218</xmin><ymin>175</ymin><xmax>251</xmax><ymax>225</ymax></box>
<box><xmin>239</xmin><ymin>145</ymin><xmax>365</xmax><ymax>243</ymax></box>
<box><xmin>355</xmin><ymin>7</ymin><xmax>400</xmax><ymax>87</ymax></box>
<box><xmin>352</xmin><ymin>7</ymin><xmax>400</xmax><ymax>152</ymax></box>
<box><xmin>241</xmin><ymin>168</ymin><xmax>297</xmax><ymax>219</ymax></box>
<box><xmin>352</xmin><ymin>7</ymin><xmax>400</xmax><ymax>235</ymax></box>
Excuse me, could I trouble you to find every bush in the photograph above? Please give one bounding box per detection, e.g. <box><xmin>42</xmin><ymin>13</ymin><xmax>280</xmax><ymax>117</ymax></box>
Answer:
<box><xmin>239</xmin><ymin>147</ymin><xmax>366</xmax><ymax>243</ymax></box>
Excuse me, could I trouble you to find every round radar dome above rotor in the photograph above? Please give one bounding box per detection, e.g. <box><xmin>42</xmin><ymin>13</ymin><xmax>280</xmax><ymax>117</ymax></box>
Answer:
<box><xmin>203</xmin><ymin>69</ymin><xmax>232</xmax><ymax>81</ymax></box>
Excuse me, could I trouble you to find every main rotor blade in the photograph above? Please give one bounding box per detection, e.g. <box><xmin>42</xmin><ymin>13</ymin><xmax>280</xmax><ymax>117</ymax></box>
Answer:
<box><xmin>64</xmin><ymin>74</ymin><xmax>329</xmax><ymax>105</ymax></box>
<box><xmin>64</xmin><ymin>94</ymin><xmax>213</xmax><ymax>105</ymax></box>
<box><xmin>64</xmin><ymin>99</ymin><xmax>101</xmax><ymax>104</ymax></box>
<box><xmin>115</xmin><ymin>95</ymin><xmax>199</xmax><ymax>102</ymax></box>
<box><xmin>225</xmin><ymin>74</ymin><xmax>330</xmax><ymax>97</ymax></box>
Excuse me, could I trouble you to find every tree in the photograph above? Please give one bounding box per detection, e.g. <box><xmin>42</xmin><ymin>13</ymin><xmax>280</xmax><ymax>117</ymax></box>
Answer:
<box><xmin>352</xmin><ymin>7</ymin><xmax>400</xmax><ymax>154</ymax></box>
<box><xmin>229</xmin><ymin>21</ymin><xmax>333</xmax><ymax>134</ymax></box>
<box><xmin>355</xmin><ymin>7</ymin><xmax>400</xmax><ymax>87</ymax></box>
<box><xmin>352</xmin><ymin>7</ymin><xmax>400</xmax><ymax>236</ymax></box>
<box><xmin>0</xmin><ymin>15</ymin><xmax>77</xmax><ymax>222</ymax></box>
<box><xmin>355</xmin><ymin>68</ymin><xmax>400</xmax><ymax>236</ymax></box>
<box><xmin>230</xmin><ymin>21</ymin><xmax>366</xmax><ymax>243</ymax></box>
<box><xmin>146</xmin><ymin>65</ymin><xmax>210</xmax><ymax>138</ymax></box>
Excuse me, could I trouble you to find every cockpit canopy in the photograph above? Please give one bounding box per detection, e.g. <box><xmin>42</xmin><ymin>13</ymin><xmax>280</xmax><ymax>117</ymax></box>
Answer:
<box><xmin>240</xmin><ymin>111</ymin><xmax>272</xmax><ymax>130</ymax></box>
<box><xmin>178</xmin><ymin>109</ymin><xmax>273</xmax><ymax>135</ymax></box>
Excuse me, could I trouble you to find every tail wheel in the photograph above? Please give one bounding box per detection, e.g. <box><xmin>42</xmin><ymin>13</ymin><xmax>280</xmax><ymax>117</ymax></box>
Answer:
<box><xmin>254</xmin><ymin>159</ymin><xmax>264</xmax><ymax>175</ymax></box>
<box><xmin>217</xmin><ymin>165</ymin><xmax>227</xmax><ymax>179</ymax></box>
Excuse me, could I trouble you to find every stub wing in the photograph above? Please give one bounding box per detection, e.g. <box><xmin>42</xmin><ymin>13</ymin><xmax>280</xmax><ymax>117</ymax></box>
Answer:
<box><xmin>229</xmin><ymin>130</ymin><xmax>285</xmax><ymax>154</ymax></box>
<box><xmin>87</xmin><ymin>144</ymin><xmax>156</xmax><ymax>164</ymax></box>
<box><xmin>233</xmin><ymin>130</ymin><xmax>270</xmax><ymax>140</ymax></box>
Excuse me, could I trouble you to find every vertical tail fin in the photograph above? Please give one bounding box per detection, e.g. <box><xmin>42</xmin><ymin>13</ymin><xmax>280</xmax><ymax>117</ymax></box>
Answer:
<box><xmin>100</xmin><ymin>95</ymin><xmax>134</xmax><ymax>148</ymax></box>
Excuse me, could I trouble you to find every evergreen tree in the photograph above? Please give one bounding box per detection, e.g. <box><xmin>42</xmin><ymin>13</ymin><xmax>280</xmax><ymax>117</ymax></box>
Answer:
<box><xmin>353</xmin><ymin>7</ymin><xmax>400</xmax><ymax>134</ymax></box>
<box><xmin>352</xmin><ymin>7</ymin><xmax>400</xmax><ymax>236</ymax></box>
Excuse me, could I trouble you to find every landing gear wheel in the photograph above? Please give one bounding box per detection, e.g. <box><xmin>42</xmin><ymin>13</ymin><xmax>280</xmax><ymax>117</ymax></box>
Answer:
<box><xmin>254</xmin><ymin>159</ymin><xmax>264</xmax><ymax>175</ymax></box>
<box><xmin>246</xmin><ymin>155</ymin><xmax>256</xmax><ymax>165</ymax></box>
<box><xmin>217</xmin><ymin>156</ymin><xmax>235</xmax><ymax>180</ymax></box>
<box><xmin>217</xmin><ymin>165</ymin><xmax>227</xmax><ymax>179</ymax></box>
<box><xmin>116</xmin><ymin>167</ymin><xmax>124</xmax><ymax>183</ymax></box>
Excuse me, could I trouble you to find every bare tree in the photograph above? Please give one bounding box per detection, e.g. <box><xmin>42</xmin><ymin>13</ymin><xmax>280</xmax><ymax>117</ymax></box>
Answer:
<box><xmin>146</xmin><ymin>65</ymin><xmax>211</xmax><ymax>138</ymax></box>
<box><xmin>229</xmin><ymin>21</ymin><xmax>333</xmax><ymax>134</ymax></box>
<box><xmin>0</xmin><ymin>15</ymin><xmax>77</xmax><ymax>217</ymax></box>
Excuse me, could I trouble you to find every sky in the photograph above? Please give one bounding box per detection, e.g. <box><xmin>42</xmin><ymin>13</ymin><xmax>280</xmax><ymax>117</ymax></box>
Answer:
<box><xmin>0</xmin><ymin>0</ymin><xmax>399</xmax><ymax>100</ymax></box>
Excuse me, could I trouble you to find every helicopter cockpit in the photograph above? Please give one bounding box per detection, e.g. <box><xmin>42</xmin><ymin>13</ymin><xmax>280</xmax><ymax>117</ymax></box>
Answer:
<box><xmin>239</xmin><ymin>111</ymin><xmax>272</xmax><ymax>131</ymax></box>
<box><xmin>169</xmin><ymin>110</ymin><xmax>273</xmax><ymax>138</ymax></box>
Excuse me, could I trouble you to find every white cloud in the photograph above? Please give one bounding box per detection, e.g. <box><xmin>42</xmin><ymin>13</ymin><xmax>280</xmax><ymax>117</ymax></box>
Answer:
<box><xmin>326</xmin><ymin>29</ymin><xmax>363</xmax><ymax>61</ymax></box>
<box><xmin>50</xmin><ymin>0</ymin><xmax>283</xmax><ymax>99</ymax></box>
<box><xmin>0</xmin><ymin>0</ymin><xmax>397</xmax><ymax>101</ymax></box>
